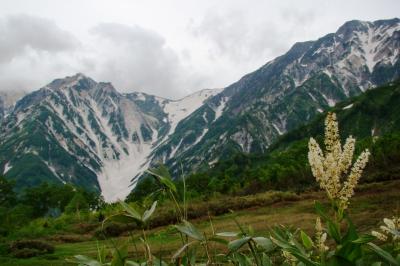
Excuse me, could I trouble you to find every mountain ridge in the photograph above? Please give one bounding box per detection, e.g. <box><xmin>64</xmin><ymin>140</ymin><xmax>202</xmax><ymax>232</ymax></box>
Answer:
<box><xmin>1</xmin><ymin>18</ymin><xmax>399</xmax><ymax>201</ymax></box>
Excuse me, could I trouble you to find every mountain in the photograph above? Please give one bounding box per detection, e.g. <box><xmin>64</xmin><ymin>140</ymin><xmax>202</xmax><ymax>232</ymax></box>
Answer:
<box><xmin>0</xmin><ymin>74</ymin><xmax>220</xmax><ymax>201</ymax></box>
<box><xmin>0</xmin><ymin>90</ymin><xmax>27</xmax><ymax>120</ymax></box>
<box><xmin>146</xmin><ymin>18</ymin><xmax>400</xmax><ymax>176</ymax></box>
<box><xmin>138</xmin><ymin>79</ymin><xmax>400</xmax><ymax>199</ymax></box>
<box><xmin>1</xmin><ymin>18</ymin><xmax>399</xmax><ymax>202</ymax></box>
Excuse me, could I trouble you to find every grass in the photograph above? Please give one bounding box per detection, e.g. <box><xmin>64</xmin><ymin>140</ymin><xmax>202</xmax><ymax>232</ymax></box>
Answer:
<box><xmin>1</xmin><ymin>179</ymin><xmax>399</xmax><ymax>265</ymax></box>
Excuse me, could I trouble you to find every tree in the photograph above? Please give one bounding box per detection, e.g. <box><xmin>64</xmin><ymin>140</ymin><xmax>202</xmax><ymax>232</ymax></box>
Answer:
<box><xmin>65</xmin><ymin>192</ymin><xmax>89</xmax><ymax>220</ymax></box>
<box><xmin>0</xmin><ymin>176</ymin><xmax>16</xmax><ymax>207</ymax></box>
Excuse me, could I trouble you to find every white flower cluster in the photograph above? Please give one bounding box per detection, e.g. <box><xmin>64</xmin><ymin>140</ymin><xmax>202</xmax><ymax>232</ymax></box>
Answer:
<box><xmin>372</xmin><ymin>217</ymin><xmax>400</xmax><ymax>242</ymax></box>
<box><xmin>308</xmin><ymin>113</ymin><xmax>370</xmax><ymax>209</ymax></box>
<box><xmin>315</xmin><ymin>217</ymin><xmax>328</xmax><ymax>253</ymax></box>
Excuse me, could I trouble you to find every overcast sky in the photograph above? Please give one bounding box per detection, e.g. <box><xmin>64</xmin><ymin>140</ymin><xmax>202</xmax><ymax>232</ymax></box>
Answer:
<box><xmin>0</xmin><ymin>0</ymin><xmax>399</xmax><ymax>98</ymax></box>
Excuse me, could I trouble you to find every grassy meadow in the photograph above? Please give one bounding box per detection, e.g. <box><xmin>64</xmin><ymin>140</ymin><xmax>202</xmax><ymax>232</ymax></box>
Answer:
<box><xmin>1</xmin><ymin>179</ymin><xmax>398</xmax><ymax>265</ymax></box>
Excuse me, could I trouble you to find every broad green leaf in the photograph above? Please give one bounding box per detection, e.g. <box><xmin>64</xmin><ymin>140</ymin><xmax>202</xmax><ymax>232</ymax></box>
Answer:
<box><xmin>367</xmin><ymin>243</ymin><xmax>399</xmax><ymax>266</ymax></box>
<box><xmin>261</xmin><ymin>253</ymin><xmax>272</xmax><ymax>266</ymax></box>
<box><xmin>300</xmin><ymin>231</ymin><xmax>314</xmax><ymax>250</ymax></box>
<box><xmin>147</xmin><ymin>168</ymin><xmax>177</xmax><ymax>193</ymax></box>
<box><xmin>234</xmin><ymin>252</ymin><xmax>252</xmax><ymax>266</ymax></box>
<box><xmin>142</xmin><ymin>201</ymin><xmax>157</xmax><ymax>222</ymax></box>
<box><xmin>216</xmin><ymin>232</ymin><xmax>240</xmax><ymax>237</ymax></box>
<box><xmin>228</xmin><ymin>236</ymin><xmax>252</xmax><ymax>252</ymax></box>
<box><xmin>120</xmin><ymin>201</ymin><xmax>142</xmax><ymax>221</ymax></box>
<box><xmin>253</xmin><ymin>237</ymin><xmax>274</xmax><ymax>252</ymax></box>
<box><xmin>174</xmin><ymin>220</ymin><xmax>204</xmax><ymax>241</ymax></box>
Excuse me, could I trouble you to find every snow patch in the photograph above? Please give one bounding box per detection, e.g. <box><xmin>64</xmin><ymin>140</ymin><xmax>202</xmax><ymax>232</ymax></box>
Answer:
<box><xmin>193</xmin><ymin>128</ymin><xmax>208</xmax><ymax>146</ymax></box>
<box><xmin>163</xmin><ymin>88</ymin><xmax>222</xmax><ymax>135</ymax></box>
<box><xmin>308</xmin><ymin>92</ymin><xmax>317</xmax><ymax>102</ymax></box>
<box><xmin>272</xmin><ymin>123</ymin><xmax>283</xmax><ymax>135</ymax></box>
<box><xmin>320</xmin><ymin>93</ymin><xmax>336</xmax><ymax>107</ymax></box>
<box><xmin>343</xmin><ymin>103</ymin><xmax>353</xmax><ymax>110</ymax></box>
<box><xmin>170</xmin><ymin>139</ymin><xmax>183</xmax><ymax>158</ymax></box>
<box><xmin>213</xmin><ymin>97</ymin><xmax>228</xmax><ymax>122</ymax></box>
<box><xmin>3</xmin><ymin>162</ymin><xmax>12</xmax><ymax>174</ymax></box>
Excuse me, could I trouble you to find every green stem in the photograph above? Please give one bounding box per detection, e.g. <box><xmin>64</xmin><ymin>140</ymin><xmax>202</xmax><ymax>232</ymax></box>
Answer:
<box><xmin>248</xmin><ymin>240</ymin><xmax>261</xmax><ymax>266</ymax></box>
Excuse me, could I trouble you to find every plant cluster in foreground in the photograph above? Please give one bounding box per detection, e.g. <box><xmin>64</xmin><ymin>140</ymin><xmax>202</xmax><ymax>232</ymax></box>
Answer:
<box><xmin>69</xmin><ymin>112</ymin><xmax>400</xmax><ymax>265</ymax></box>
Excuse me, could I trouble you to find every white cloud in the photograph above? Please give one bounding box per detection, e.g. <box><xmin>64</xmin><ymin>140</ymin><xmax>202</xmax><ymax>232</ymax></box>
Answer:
<box><xmin>87</xmin><ymin>23</ymin><xmax>190</xmax><ymax>98</ymax></box>
<box><xmin>0</xmin><ymin>14</ymin><xmax>79</xmax><ymax>63</ymax></box>
<box><xmin>0</xmin><ymin>0</ymin><xmax>398</xmax><ymax>98</ymax></box>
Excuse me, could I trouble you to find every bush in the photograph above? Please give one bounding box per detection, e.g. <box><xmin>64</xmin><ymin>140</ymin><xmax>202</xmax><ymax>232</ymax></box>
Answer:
<box><xmin>94</xmin><ymin>222</ymin><xmax>135</xmax><ymax>238</ymax></box>
<box><xmin>9</xmin><ymin>240</ymin><xmax>54</xmax><ymax>258</ymax></box>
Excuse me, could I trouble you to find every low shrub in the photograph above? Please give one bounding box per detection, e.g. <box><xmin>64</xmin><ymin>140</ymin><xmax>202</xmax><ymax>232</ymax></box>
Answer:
<box><xmin>9</xmin><ymin>240</ymin><xmax>54</xmax><ymax>258</ymax></box>
<box><xmin>94</xmin><ymin>222</ymin><xmax>135</xmax><ymax>238</ymax></box>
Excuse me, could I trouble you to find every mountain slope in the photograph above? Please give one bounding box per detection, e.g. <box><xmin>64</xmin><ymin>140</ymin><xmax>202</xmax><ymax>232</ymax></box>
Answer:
<box><xmin>147</xmin><ymin>18</ymin><xmax>400</xmax><ymax>176</ymax></box>
<box><xmin>1</xmin><ymin>18</ymin><xmax>399</xmax><ymax>201</ymax></box>
<box><xmin>140</xmin><ymin>79</ymin><xmax>400</xmax><ymax>198</ymax></box>
<box><xmin>0</xmin><ymin>74</ymin><xmax>219</xmax><ymax>201</ymax></box>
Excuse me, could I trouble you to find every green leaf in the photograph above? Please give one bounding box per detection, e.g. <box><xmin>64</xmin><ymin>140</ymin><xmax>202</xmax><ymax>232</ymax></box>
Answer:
<box><xmin>327</xmin><ymin>220</ymin><xmax>341</xmax><ymax>243</ymax></box>
<box><xmin>125</xmin><ymin>261</ymin><xmax>141</xmax><ymax>266</ymax></box>
<box><xmin>228</xmin><ymin>237</ymin><xmax>252</xmax><ymax>252</ymax></box>
<box><xmin>314</xmin><ymin>201</ymin><xmax>330</xmax><ymax>222</ymax></box>
<box><xmin>174</xmin><ymin>220</ymin><xmax>204</xmax><ymax>241</ymax></box>
<box><xmin>261</xmin><ymin>253</ymin><xmax>272</xmax><ymax>266</ymax></box>
<box><xmin>233</xmin><ymin>252</ymin><xmax>252</xmax><ymax>266</ymax></box>
<box><xmin>352</xmin><ymin>234</ymin><xmax>376</xmax><ymax>244</ymax></box>
<box><xmin>208</xmin><ymin>236</ymin><xmax>229</xmax><ymax>245</ymax></box>
<box><xmin>152</xmin><ymin>256</ymin><xmax>169</xmax><ymax>266</ymax></box>
<box><xmin>367</xmin><ymin>243</ymin><xmax>399</xmax><ymax>266</ymax></box>
<box><xmin>300</xmin><ymin>230</ymin><xmax>314</xmax><ymax>250</ymax></box>
<box><xmin>216</xmin><ymin>232</ymin><xmax>240</xmax><ymax>237</ymax></box>
<box><xmin>105</xmin><ymin>213</ymin><xmax>138</xmax><ymax>225</ymax></box>
<box><xmin>96</xmin><ymin>243</ymin><xmax>107</xmax><ymax>264</ymax></box>
<box><xmin>120</xmin><ymin>201</ymin><xmax>142</xmax><ymax>221</ymax></box>
<box><xmin>147</xmin><ymin>168</ymin><xmax>177</xmax><ymax>193</ymax></box>
<box><xmin>253</xmin><ymin>237</ymin><xmax>274</xmax><ymax>252</ymax></box>
<box><xmin>67</xmin><ymin>255</ymin><xmax>102</xmax><ymax>266</ymax></box>
<box><xmin>142</xmin><ymin>201</ymin><xmax>157</xmax><ymax>222</ymax></box>
<box><xmin>172</xmin><ymin>241</ymin><xmax>196</xmax><ymax>260</ymax></box>
<box><xmin>111</xmin><ymin>245</ymin><xmax>128</xmax><ymax>266</ymax></box>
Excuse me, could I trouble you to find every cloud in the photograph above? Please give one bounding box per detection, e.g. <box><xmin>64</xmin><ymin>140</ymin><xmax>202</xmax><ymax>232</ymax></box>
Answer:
<box><xmin>189</xmin><ymin>7</ymin><xmax>318</xmax><ymax>66</ymax></box>
<box><xmin>0</xmin><ymin>14</ymin><xmax>82</xmax><ymax>92</ymax></box>
<box><xmin>87</xmin><ymin>23</ymin><xmax>190</xmax><ymax>98</ymax></box>
<box><xmin>0</xmin><ymin>14</ymin><xmax>79</xmax><ymax>63</ymax></box>
<box><xmin>190</xmin><ymin>10</ymin><xmax>286</xmax><ymax>63</ymax></box>
<box><xmin>0</xmin><ymin>17</ymin><xmax>199</xmax><ymax>98</ymax></box>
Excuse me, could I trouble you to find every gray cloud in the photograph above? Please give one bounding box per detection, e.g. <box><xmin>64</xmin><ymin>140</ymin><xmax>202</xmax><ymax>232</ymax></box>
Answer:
<box><xmin>190</xmin><ymin>7</ymin><xmax>319</xmax><ymax>66</ymax></box>
<box><xmin>0</xmin><ymin>14</ymin><xmax>79</xmax><ymax>63</ymax></box>
<box><xmin>190</xmin><ymin>10</ymin><xmax>287</xmax><ymax>63</ymax></box>
<box><xmin>0</xmin><ymin>1</ymin><xmax>397</xmax><ymax>99</ymax></box>
<box><xmin>88</xmin><ymin>23</ymin><xmax>190</xmax><ymax>98</ymax></box>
